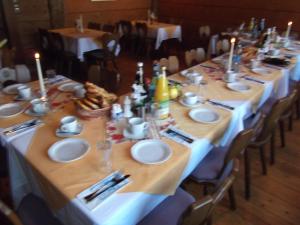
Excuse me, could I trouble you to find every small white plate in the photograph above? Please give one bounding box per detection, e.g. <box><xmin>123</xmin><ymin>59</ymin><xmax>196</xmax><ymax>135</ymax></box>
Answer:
<box><xmin>3</xmin><ymin>84</ymin><xmax>24</xmax><ymax>95</ymax></box>
<box><xmin>123</xmin><ymin>128</ymin><xmax>147</xmax><ymax>140</ymax></box>
<box><xmin>56</xmin><ymin>123</ymin><xmax>83</xmax><ymax>138</ymax></box>
<box><xmin>58</xmin><ymin>82</ymin><xmax>82</xmax><ymax>92</ymax></box>
<box><xmin>179</xmin><ymin>98</ymin><xmax>203</xmax><ymax>108</ymax></box>
<box><xmin>131</xmin><ymin>139</ymin><xmax>172</xmax><ymax>165</ymax></box>
<box><xmin>25</xmin><ymin>106</ymin><xmax>50</xmax><ymax>117</ymax></box>
<box><xmin>0</xmin><ymin>103</ymin><xmax>23</xmax><ymax>118</ymax></box>
<box><xmin>252</xmin><ymin>67</ymin><xmax>272</xmax><ymax>75</ymax></box>
<box><xmin>227</xmin><ymin>82</ymin><xmax>251</xmax><ymax>92</ymax></box>
<box><xmin>189</xmin><ymin>107</ymin><xmax>221</xmax><ymax>124</ymax></box>
<box><xmin>48</xmin><ymin>138</ymin><xmax>90</xmax><ymax>163</ymax></box>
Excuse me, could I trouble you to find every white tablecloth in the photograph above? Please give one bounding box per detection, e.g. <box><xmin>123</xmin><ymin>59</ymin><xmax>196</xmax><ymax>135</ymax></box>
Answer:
<box><xmin>50</xmin><ymin>28</ymin><xmax>107</xmax><ymax>61</ymax></box>
<box><xmin>0</xmin><ymin>65</ymin><xmax>291</xmax><ymax>225</ymax></box>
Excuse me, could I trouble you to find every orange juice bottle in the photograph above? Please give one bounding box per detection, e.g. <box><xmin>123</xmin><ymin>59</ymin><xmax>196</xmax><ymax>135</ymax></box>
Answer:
<box><xmin>154</xmin><ymin>66</ymin><xmax>169</xmax><ymax>119</ymax></box>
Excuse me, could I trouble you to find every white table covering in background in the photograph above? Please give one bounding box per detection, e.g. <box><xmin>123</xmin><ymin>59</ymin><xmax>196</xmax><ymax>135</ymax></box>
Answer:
<box><xmin>49</xmin><ymin>28</ymin><xmax>107</xmax><ymax>61</ymax></box>
<box><xmin>0</xmin><ymin>62</ymin><xmax>291</xmax><ymax>225</ymax></box>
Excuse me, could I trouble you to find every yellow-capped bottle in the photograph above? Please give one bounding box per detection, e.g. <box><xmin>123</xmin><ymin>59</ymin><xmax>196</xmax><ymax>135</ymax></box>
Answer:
<box><xmin>154</xmin><ymin>66</ymin><xmax>169</xmax><ymax>119</ymax></box>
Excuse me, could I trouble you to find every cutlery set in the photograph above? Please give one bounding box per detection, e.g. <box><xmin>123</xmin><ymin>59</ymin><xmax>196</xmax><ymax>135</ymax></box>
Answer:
<box><xmin>207</xmin><ymin>99</ymin><xmax>235</xmax><ymax>111</ymax></box>
<box><xmin>3</xmin><ymin>119</ymin><xmax>44</xmax><ymax>136</ymax></box>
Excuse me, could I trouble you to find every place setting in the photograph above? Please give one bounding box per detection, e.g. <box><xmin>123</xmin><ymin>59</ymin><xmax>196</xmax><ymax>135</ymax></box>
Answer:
<box><xmin>14</xmin><ymin>84</ymin><xmax>37</xmax><ymax>101</ymax></box>
<box><xmin>178</xmin><ymin>91</ymin><xmax>204</xmax><ymax>108</ymax></box>
<box><xmin>56</xmin><ymin>115</ymin><xmax>83</xmax><ymax>137</ymax></box>
<box><xmin>24</xmin><ymin>98</ymin><xmax>51</xmax><ymax>117</ymax></box>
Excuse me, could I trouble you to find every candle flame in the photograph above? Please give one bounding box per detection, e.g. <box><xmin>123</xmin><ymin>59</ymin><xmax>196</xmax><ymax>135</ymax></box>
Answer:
<box><xmin>231</xmin><ymin>38</ymin><xmax>236</xmax><ymax>43</ymax></box>
<box><xmin>34</xmin><ymin>53</ymin><xmax>40</xmax><ymax>59</ymax></box>
<box><xmin>288</xmin><ymin>21</ymin><xmax>293</xmax><ymax>26</ymax></box>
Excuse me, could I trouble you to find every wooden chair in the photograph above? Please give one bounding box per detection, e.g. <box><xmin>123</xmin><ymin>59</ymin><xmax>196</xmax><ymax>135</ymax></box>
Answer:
<box><xmin>83</xmin><ymin>33</ymin><xmax>119</xmax><ymax>70</ymax></box>
<box><xmin>196</xmin><ymin>48</ymin><xmax>206</xmax><ymax>63</ymax></box>
<box><xmin>135</xmin><ymin>22</ymin><xmax>155</xmax><ymax>58</ymax></box>
<box><xmin>119</xmin><ymin>20</ymin><xmax>133</xmax><ymax>51</ymax></box>
<box><xmin>102</xmin><ymin>24</ymin><xmax>115</xmax><ymax>33</ymax></box>
<box><xmin>0</xmin><ymin>194</ymin><xmax>63</xmax><ymax>225</ymax></box>
<box><xmin>138</xmin><ymin>175</ymin><xmax>235</xmax><ymax>225</ymax></box>
<box><xmin>38</xmin><ymin>28</ymin><xmax>55</xmax><ymax>69</ymax></box>
<box><xmin>50</xmin><ymin>32</ymin><xmax>79</xmax><ymax>78</ymax></box>
<box><xmin>87</xmin><ymin>22</ymin><xmax>101</xmax><ymax>30</ymax></box>
<box><xmin>243</xmin><ymin>91</ymin><xmax>296</xmax><ymax>199</ymax></box>
<box><xmin>168</xmin><ymin>56</ymin><xmax>179</xmax><ymax>74</ymax></box>
<box><xmin>188</xmin><ymin>128</ymin><xmax>254</xmax><ymax>210</ymax></box>
<box><xmin>221</xmin><ymin>39</ymin><xmax>230</xmax><ymax>52</ymax></box>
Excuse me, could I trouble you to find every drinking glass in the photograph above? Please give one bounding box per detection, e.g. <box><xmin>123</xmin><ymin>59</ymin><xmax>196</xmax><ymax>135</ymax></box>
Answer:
<box><xmin>96</xmin><ymin>140</ymin><xmax>112</xmax><ymax>174</ymax></box>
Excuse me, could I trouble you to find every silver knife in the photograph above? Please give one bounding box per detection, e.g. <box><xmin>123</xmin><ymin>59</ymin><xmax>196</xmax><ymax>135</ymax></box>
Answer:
<box><xmin>3</xmin><ymin>119</ymin><xmax>42</xmax><ymax>136</ymax></box>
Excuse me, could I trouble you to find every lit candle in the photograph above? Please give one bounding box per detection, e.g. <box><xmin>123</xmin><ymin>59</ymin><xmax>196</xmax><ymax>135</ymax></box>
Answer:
<box><xmin>34</xmin><ymin>53</ymin><xmax>47</xmax><ymax>99</ymax></box>
<box><xmin>227</xmin><ymin>38</ymin><xmax>236</xmax><ymax>72</ymax></box>
<box><xmin>285</xmin><ymin>21</ymin><xmax>293</xmax><ymax>39</ymax></box>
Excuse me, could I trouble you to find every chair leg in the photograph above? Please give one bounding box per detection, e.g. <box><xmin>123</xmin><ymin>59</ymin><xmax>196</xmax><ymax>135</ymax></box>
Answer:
<box><xmin>270</xmin><ymin>130</ymin><xmax>276</xmax><ymax>165</ymax></box>
<box><xmin>259</xmin><ymin>145</ymin><xmax>267</xmax><ymax>175</ymax></box>
<box><xmin>228</xmin><ymin>185</ymin><xmax>236</xmax><ymax>210</ymax></box>
<box><xmin>279</xmin><ymin>120</ymin><xmax>285</xmax><ymax>148</ymax></box>
<box><xmin>288</xmin><ymin>114</ymin><xmax>293</xmax><ymax>131</ymax></box>
<box><xmin>244</xmin><ymin>148</ymin><xmax>251</xmax><ymax>200</ymax></box>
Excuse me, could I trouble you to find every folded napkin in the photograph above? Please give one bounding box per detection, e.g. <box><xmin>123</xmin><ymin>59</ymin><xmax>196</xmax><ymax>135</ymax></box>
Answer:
<box><xmin>77</xmin><ymin>171</ymin><xmax>130</xmax><ymax>211</ymax></box>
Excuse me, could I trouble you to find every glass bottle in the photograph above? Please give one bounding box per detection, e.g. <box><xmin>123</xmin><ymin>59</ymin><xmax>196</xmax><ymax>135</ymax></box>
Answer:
<box><xmin>154</xmin><ymin>66</ymin><xmax>169</xmax><ymax>120</ymax></box>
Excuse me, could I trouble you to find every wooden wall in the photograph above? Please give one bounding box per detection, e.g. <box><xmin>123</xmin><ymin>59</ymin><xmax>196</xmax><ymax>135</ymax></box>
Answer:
<box><xmin>159</xmin><ymin>0</ymin><xmax>300</xmax><ymax>39</ymax></box>
<box><xmin>64</xmin><ymin>0</ymin><xmax>151</xmax><ymax>27</ymax></box>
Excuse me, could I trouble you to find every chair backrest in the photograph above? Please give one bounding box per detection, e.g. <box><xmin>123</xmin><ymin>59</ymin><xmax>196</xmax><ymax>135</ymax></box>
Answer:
<box><xmin>135</xmin><ymin>22</ymin><xmax>148</xmax><ymax>38</ymax></box>
<box><xmin>159</xmin><ymin>57</ymin><xmax>169</xmax><ymax>69</ymax></box>
<box><xmin>102</xmin><ymin>24</ymin><xmax>115</xmax><ymax>33</ymax></box>
<box><xmin>181</xmin><ymin>175</ymin><xmax>235</xmax><ymax>225</ymax></box>
<box><xmin>87</xmin><ymin>64</ymin><xmax>102</xmax><ymax>85</ymax></box>
<box><xmin>199</xmin><ymin>26</ymin><xmax>205</xmax><ymax>37</ymax></box>
<box><xmin>204</xmin><ymin>25</ymin><xmax>211</xmax><ymax>37</ymax></box>
<box><xmin>38</xmin><ymin>28</ymin><xmax>52</xmax><ymax>52</ymax></box>
<box><xmin>196</xmin><ymin>48</ymin><xmax>206</xmax><ymax>62</ymax></box>
<box><xmin>223</xmin><ymin>128</ymin><xmax>254</xmax><ymax>168</ymax></box>
<box><xmin>258</xmin><ymin>89</ymin><xmax>297</xmax><ymax>141</ymax></box>
<box><xmin>222</xmin><ymin>39</ymin><xmax>230</xmax><ymax>52</ymax></box>
<box><xmin>0</xmin><ymin>199</ymin><xmax>23</xmax><ymax>225</ymax></box>
<box><xmin>101</xmin><ymin>33</ymin><xmax>119</xmax><ymax>55</ymax></box>
<box><xmin>50</xmin><ymin>32</ymin><xmax>65</xmax><ymax>53</ymax></box>
<box><xmin>168</xmin><ymin>56</ymin><xmax>179</xmax><ymax>74</ymax></box>
<box><xmin>216</xmin><ymin>40</ymin><xmax>223</xmax><ymax>55</ymax></box>
<box><xmin>207</xmin><ymin>34</ymin><xmax>219</xmax><ymax>58</ymax></box>
<box><xmin>88</xmin><ymin>22</ymin><xmax>101</xmax><ymax>30</ymax></box>
<box><xmin>120</xmin><ymin>20</ymin><xmax>132</xmax><ymax>35</ymax></box>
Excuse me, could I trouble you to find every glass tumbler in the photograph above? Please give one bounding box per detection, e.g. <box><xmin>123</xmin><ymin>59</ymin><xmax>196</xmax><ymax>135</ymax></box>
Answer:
<box><xmin>96</xmin><ymin>140</ymin><xmax>112</xmax><ymax>174</ymax></box>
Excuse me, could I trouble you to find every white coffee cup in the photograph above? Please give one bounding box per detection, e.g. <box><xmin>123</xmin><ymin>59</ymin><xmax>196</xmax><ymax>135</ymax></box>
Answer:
<box><xmin>250</xmin><ymin>59</ymin><xmax>260</xmax><ymax>69</ymax></box>
<box><xmin>60</xmin><ymin>116</ymin><xmax>78</xmax><ymax>132</ymax></box>
<box><xmin>17</xmin><ymin>85</ymin><xmax>31</xmax><ymax>99</ymax></box>
<box><xmin>183</xmin><ymin>92</ymin><xmax>198</xmax><ymax>105</ymax></box>
<box><xmin>269</xmin><ymin>48</ymin><xmax>280</xmax><ymax>56</ymax></box>
<box><xmin>74</xmin><ymin>85</ymin><xmax>86</xmax><ymax>98</ymax></box>
<box><xmin>225</xmin><ymin>71</ymin><xmax>236</xmax><ymax>83</ymax></box>
<box><xmin>128</xmin><ymin>117</ymin><xmax>148</xmax><ymax>135</ymax></box>
<box><xmin>31</xmin><ymin>99</ymin><xmax>48</xmax><ymax>114</ymax></box>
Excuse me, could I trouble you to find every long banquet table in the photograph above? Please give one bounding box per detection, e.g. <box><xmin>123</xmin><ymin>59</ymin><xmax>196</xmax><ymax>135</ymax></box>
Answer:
<box><xmin>0</xmin><ymin>48</ymin><xmax>298</xmax><ymax>225</ymax></box>
<box><xmin>49</xmin><ymin>28</ymin><xmax>108</xmax><ymax>61</ymax></box>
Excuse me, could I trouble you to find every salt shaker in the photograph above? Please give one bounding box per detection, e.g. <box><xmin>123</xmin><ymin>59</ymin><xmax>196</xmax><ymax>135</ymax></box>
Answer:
<box><xmin>111</xmin><ymin>103</ymin><xmax>123</xmax><ymax>121</ymax></box>
<box><xmin>123</xmin><ymin>96</ymin><xmax>133</xmax><ymax>118</ymax></box>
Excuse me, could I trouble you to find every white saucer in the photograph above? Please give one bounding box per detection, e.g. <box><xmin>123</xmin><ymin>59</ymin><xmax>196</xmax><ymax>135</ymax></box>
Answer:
<box><xmin>131</xmin><ymin>139</ymin><xmax>172</xmax><ymax>164</ymax></box>
<box><xmin>25</xmin><ymin>106</ymin><xmax>50</xmax><ymax>117</ymax></box>
<box><xmin>189</xmin><ymin>107</ymin><xmax>221</xmax><ymax>124</ymax></box>
<box><xmin>123</xmin><ymin>128</ymin><xmax>147</xmax><ymax>140</ymax></box>
<box><xmin>0</xmin><ymin>103</ymin><xmax>23</xmax><ymax>118</ymax></box>
<box><xmin>179</xmin><ymin>98</ymin><xmax>203</xmax><ymax>108</ymax></box>
<box><xmin>56</xmin><ymin>123</ymin><xmax>83</xmax><ymax>137</ymax></box>
<box><xmin>227</xmin><ymin>82</ymin><xmax>251</xmax><ymax>92</ymax></box>
<box><xmin>48</xmin><ymin>138</ymin><xmax>90</xmax><ymax>163</ymax></box>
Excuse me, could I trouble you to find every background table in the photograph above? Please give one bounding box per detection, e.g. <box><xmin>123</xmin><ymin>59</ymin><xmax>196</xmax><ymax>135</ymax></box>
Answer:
<box><xmin>49</xmin><ymin>28</ymin><xmax>107</xmax><ymax>61</ymax></box>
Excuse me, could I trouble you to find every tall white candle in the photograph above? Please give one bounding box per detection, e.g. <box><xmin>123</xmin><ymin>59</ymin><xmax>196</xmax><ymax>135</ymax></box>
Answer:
<box><xmin>34</xmin><ymin>53</ymin><xmax>46</xmax><ymax>99</ymax></box>
<box><xmin>285</xmin><ymin>21</ymin><xmax>293</xmax><ymax>39</ymax></box>
<box><xmin>227</xmin><ymin>38</ymin><xmax>236</xmax><ymax>72</ymax></box>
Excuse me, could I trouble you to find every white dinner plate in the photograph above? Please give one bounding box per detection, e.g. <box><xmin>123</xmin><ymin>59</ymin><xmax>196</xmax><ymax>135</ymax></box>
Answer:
<box><xmin>58</xmin><ymin>82</ymin><xmax>82</xmax><ymax>92</ymax></box>
<box><xmin>189</xmin><ymin>107</ymin><xmax>221</xmax><ymax>124</ymax></box>
<box><xmin>48</xmin><ymin>138</ymin><xmax>90</xmax><ymax>163</ymax></box>
<box><xmin>0</xmin><ymin>103</ymin><xmax>23</xmax><ymax>118</ymax></box>
<box><xmin>3</xmin><ymin>84</ymin><xmax>24</xmax><ymax>95</ymax></box>
<box><xmin>131</xmin><ymin>139</ymin><xmax>172</xmax><ymax>165</ymax></box>
<box><xmin>251</xmin><ymin>67</ymin><xmax>272</xmax><ymax>75</ymax></box>
<box><xmin>227</xmin><ymin>82</ymin><xmax>251</xmax><ymax>92</ymax></box>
